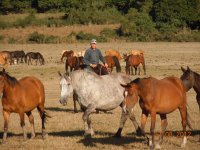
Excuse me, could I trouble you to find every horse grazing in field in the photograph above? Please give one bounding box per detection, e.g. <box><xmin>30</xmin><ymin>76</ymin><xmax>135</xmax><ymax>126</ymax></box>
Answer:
<box><xmin>105</xmin><ymin>49</ymin><xmax>122</xmax><ymax>61</ymax></box>
<box><xmin>104</xmin><ymin>56</ymin><xmax>121</xmax><ymax>72</ymax></box>
<box><xmin>181</xmin><ymin>66</ymin><xmax>200</xmax><ymax>114</ymax></box>
<box><xmin>25</xmin><ymin>52</ymin><xmax>45</xmax><ymax>65</ymax></box>
<box><xmin>124</xmin><ymin>54</ymin><xmax>146</xmax><ymax>75</ymax></box>
<box><xmin>0</xmin><ymin>69</ymin><xmax>49</xmax><ymax>143</ymax></box>
<box><xmin>10</xmin><ymin>50</ymin><xmax>26</xmax><ymax>64</ymax></box>
<box><xmin>61</xmin><ymin>50</ymin><xmax>74</xmax><ymax>63</ymax></box>
<box><xmin>121</xmin><ymin>77</ymin><xmax>192</xmax><ymax>149</ymax></box>
<box><xmin>58</xmin><ymin>70</ymin><xmax>142</xmax><ymax>137</ymax></box>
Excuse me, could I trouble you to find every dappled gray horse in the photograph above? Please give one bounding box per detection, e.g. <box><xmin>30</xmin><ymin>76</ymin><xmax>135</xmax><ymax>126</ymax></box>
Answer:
<box><xmin>59</xmin><ymin>70</ymin><xmax>141</xmax><ymax>136</ymax></box>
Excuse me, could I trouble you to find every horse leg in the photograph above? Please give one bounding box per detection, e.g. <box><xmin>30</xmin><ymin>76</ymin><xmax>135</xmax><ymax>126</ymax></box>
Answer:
<box><xmin>26</xmin><ymin>111</ymin><xmax>35</xmax><ymax>139</ymax></box>
<box><xmin>179</xmin><ymin>106</ymin><xmax>187</xmax><ymax>148</ymax></box>
<box><xmin>19</xmin><ymin>112</ymin><xmax>27</xmax><ymax>140</ymax></box>
<box><xmin>138</xmin><ymin>66</ymin><xmax>141</xmax><ymax>75</ymax></box>
<box><xmin>149</xmin><ymin>111</ymin><xmax>156</xmax><ymax>149</ymax></box>
<box><xmin>156</xmin><ymin>114</ymin><xmax>168</xmax><ymax>149</ymax></box>
<box><xmin>114</xmin><ymin>110</ymin><xmax>128</xmax><ymax>138</ymax></box>
<box><xmin>82</xmin><ymin>104</ymin><xmax>96</xmax><ymax>136</ymax></box>
<box><xmin>129</xmin><ymin>111</ymin><xmax>141</xmax><ymax>136</ymax></box>
<box><xmin>37</xmin><ymin>105</ymin><xmax>48</xmax><ymax>139</ymax></box>
<box><xmin>2</xmin><ymin>110</ymin><xmax>10</xmax><ymax>143</ymax></box>
<box><xmin>134</xmin><ymin>67</ymin><xmax>137</xmax><ymax>75</ymax></box>
<box><xmin>73</xmin><ymin>92</ymin><xmax>78</xmax><ymax>113</ymax></box>
<box><xmin>140</xmin><ymin>110</ymin><xmax>149</xmax><ymax>141</ymax></box>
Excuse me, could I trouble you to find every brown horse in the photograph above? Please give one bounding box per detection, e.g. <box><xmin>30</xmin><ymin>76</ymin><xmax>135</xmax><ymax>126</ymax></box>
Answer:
<box><xmin>121</xmin><ymin>76</ymin><xmax>192</xmax><ymax>149</ymax></box>
<box><xmin>0</xmin><ymin>53</ymin><xmax>9</xmax><ymax>68</ymax></box>
<box><xmin>61</xmin><ymin>50</ymin><xmax>74</xmax><ymax>63</ymax></box>
<box><xmin>104</xmin><ymin>56</ymin><xmax>121</xmax><ymax>72</ymax></box>
<box><xmin>181</xmin><ymin>66</ymin><xmax>200</xmax><ymax>114</ymax></box>
<box><xmin>0</xmin><ymin>51</ymin><xmax>12</xmax><ymax>65</ymax></box>
<box><xmin>124</xmin><ymin>54</ymin><xmax>146</xmax><ymax>75</ymax></box>
<box><xmin>0</xmin><ymin>69</ymin><xmax>49</xmax><ymax>143</ymax></box>
<box><xmin>105</xmin><ymin>49</ymin><xmax>122</xmax><ymax>61</ymax></box>
<box><xmin>65</xmin><ymin>55</ymin><xmax>83</xmax><ymax>72</ymax></box>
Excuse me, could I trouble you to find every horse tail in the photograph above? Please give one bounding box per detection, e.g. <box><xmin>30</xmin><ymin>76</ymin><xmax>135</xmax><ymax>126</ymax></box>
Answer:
<box><xmin>43</xmin><ymin>110</ymin><xmax>51</xmax><ymax>123</ymax></box>
<box><xmin>112</xmin><ymin>56</ymin><xmax>121</xmax><ymax>72</ymax></box>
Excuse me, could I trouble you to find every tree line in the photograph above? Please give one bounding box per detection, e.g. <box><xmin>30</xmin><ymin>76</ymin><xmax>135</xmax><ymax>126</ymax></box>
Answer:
<box><xmin>0</xmin><ymin>0</ymin><xmax>200</xmax><ymax>42</ymax></box>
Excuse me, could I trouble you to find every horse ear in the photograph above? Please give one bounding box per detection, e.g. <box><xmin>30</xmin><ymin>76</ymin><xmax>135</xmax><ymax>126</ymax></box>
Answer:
<box><xmin>120</xmin><ymin>83</ymin><xmax>131</xmax><ymax>88</ymax></box>
<box><xmin>187</xmin><ymin>66</ymin><xmax>191</xmax><ymax>71</ymax></box>
<box><xmin>181</xmin><ymin>67</ymin><xmax>186</xmax><ymax>72</ymax></box>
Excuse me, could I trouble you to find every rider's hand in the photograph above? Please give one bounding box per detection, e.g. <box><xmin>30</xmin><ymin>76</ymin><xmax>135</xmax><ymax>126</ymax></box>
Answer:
<box><xmin>104</xmin><ymin>63</ymin><xmax>108</xmax><ymax>68</ymax></box>
<box><xmin>90</xmin><ymin>64</ymin><xmax>97</xmax><ymax>68</ymax></box>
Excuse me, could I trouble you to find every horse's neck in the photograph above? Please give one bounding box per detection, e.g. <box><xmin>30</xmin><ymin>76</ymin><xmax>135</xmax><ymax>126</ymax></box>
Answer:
<box><xmin>193</xmin><ymin>72</ymin><xmax>200</xmax><ymax>94</ymax></box>
<box><xmin>3</xmin><ymin>81</ymin><xmax>16</xmax><ymax>101</ymax></box>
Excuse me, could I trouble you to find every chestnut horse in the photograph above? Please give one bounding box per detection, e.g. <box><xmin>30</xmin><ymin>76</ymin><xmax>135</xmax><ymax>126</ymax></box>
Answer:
<box><xmin>124</xmin><ymin>54</ymin><xmax>146</xmax><ymax>75</ymax></box>
<box><xmin>65</xmin><ymin>55</ymin><xmax>84</xmax><ymax>72</ymax></box>
<box><xmin>105</xmin><ymin>49</ymin><xmax>122</xmax><ymax>61</ymax></box>
<box><xmin>0</xmin><ymin>54</ymin><xmax>8</xmax><ymax>68</ymax></box>
<box><xmin>121</xmin><ymin>76</ymin><xmax>192</xmax><ymax>149</ymax></box>
<box><xmin>61</xmin><ymin>50</ymin><xmax>74</xmax><ymax>63</ymax></box>
<box><xmin>104</xmin><ymin>56</ymin><xmax>121</xmax><ymax>72</ymax></box>
<box><xmin>181</xmin><ymin>66</ymin><xmax>200</xmax><ymax>114</ymax></box>
<box><xmin>0</xmin><ymin>69</ymin><xmax>49</xmax><ymax>143</ymax></box>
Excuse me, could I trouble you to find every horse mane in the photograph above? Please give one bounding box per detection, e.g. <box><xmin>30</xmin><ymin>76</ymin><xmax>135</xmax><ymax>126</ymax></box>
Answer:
<box><xmin>0</xmin><ymin>71</ymin><xmax>18</xmax><ymax>86</ymax></box>
<box><xmin>130</xmin><ymin>78</ymin><xmax>141</xmax><ymax>84</ymax></box>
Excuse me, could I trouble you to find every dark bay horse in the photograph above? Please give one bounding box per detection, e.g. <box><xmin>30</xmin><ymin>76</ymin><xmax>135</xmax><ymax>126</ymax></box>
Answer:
<box><xmin>25</xmin><ymin>52</ymin><xmax>45</xmax><ymax>65</ymax></box>
<box><xmin>10</xmin><ymin>50</ymin><xmax>26</xmax><ymax>64</ymax></box>
<box><xmin>0</xmin><ymin>69</ymin><xmax>49</xmax><ymax>143</ymax></box>
<box><xmin>123</xmin><ymin>54</ymin><xmax>146</xmax><ymax>75</ymax></box>
<box><xmin>121</xmin><ymin>76</ymin><xmax>192</xmax><ymax>149</ymax></box>
<box><xmin>181</xmin><ymin>66</ymin><xmax>200</xmax><ymax>114</ymax></box>
<box><xmin>104</xmin><ymin>56</ymin><xmax>121</xmax><ymax>72</ymax></box>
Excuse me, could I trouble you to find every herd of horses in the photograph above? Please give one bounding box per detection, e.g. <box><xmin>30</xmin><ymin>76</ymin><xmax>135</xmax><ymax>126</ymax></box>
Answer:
<box><xmin>0</xmin><ymin>48</ymin><xmax>199</xmax><ymax>149</ymax></box>
<box><xmin>61</xmin><ymin>49</ymin><xmax>145</xmax><ymax>76</ymax></box>
<box><xmin>0</xmin><ymin>50</ymin><xmax>45</xmax><ymax>67</ymax></box>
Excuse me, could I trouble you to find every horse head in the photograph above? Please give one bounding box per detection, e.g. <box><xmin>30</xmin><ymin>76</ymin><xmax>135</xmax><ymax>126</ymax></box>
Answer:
<box><xmin>180</xmin><ymin>66</ymin><xmax>195</xmax><ymax>91</ymax></box>
<box><xmin>58</xmin><ymin>71</ymin><xmax>73</xmax><ymax>105</ymax></box>
<box><xmin>120</xmin><ymin>79</ymin><xmax>140</xmax><ymax>113</ymax></box>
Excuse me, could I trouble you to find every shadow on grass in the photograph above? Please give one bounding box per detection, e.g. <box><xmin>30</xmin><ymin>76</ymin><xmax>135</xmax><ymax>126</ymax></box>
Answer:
<box><xmin>78</xmin><ymin>135</ymin><xmax>145</xmax><ymax>147</ymax></box>
<box><xmin>45</xmin><ymin>107</ymin><xmax>82</xmax><ymax>113</ymax></box>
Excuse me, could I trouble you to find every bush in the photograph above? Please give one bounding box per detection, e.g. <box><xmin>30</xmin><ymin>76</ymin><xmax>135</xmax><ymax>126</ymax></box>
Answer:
<box><xmin>28</xmin><ymin>32</ymin><xmax>45</xmax><ymax>43</ymax></box>
<box><xmin>28</xmin><ymin>32</ymin><xmax>60</xmax><ymax>43</ymax></box>
<box><xmin>8</xmin><ymin>37</ymin><xmax>17</xmax><ymax>44</ymax></box>
<box><xmin>76</xmin><ymin>31</ymin><xmax>107</xmax><ymax>42</ymax></box>
<box><xmin>100</xmin><ymin>28</ymin><xmax>117</xmax><ymax>38</ymax></box>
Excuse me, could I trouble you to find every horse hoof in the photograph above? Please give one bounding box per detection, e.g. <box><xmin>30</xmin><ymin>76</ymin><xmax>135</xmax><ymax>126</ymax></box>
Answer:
<box><xmin>136</xmin><ymin>127</ymin><xmax>143</xmax><ymax>136</ymax></box>
<box><xmin>155</xmin><ymin>143</ymin><xmax>161</xmax><ymax>149</ymax></box>
<box><xmin>74</xmin><ymin>110</ymin><xmax>78</xmax><ymax>113</ymax></box>
<box><xmin>113</xmin><ymin>133</ymin><xmax>121</xmax><ymax>138</ymax></box>
<box><xmin>30</xmin><ymin>134</ymin><xmax>35</xmax><ymax>139</ymax></box>
<box><xmin>42</xmin><ymin>132</ymin><xmax>48</xmax><ymax>139</ymax></box>
<box><xmin>181</xmin><ymin>143</ymin><xmax>186</xmax><ymax>148</ymax></box>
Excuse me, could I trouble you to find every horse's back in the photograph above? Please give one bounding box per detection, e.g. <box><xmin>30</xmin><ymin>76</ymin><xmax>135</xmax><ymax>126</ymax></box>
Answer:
<box><xmin>72</xmin><ymin>70</ymin><xmax>129</xmax><ymax>110</ymax></box>
<box><xmin>19</xmin><ymin>76</ymin><xmax>45</xmax><ymax>101</ymax></box>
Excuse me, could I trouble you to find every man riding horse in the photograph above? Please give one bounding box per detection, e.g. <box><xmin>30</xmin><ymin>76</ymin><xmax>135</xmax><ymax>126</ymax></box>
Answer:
<box><xmin>83</xmin><ymin>39</ymin><xmax>108</xmax><ymax>75</ymax></box>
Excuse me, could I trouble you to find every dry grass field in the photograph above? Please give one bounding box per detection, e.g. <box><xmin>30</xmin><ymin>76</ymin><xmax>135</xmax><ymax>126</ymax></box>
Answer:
<box><xmin>0</xmin><ymin>42</ymin><xmax>200</xmax><ymax>150</ymax></box>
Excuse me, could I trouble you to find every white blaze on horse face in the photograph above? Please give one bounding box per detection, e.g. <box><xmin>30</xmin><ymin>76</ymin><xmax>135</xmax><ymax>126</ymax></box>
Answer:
<box><xmin>60</xmin><ymin>77</ymin><xmax>72</xmax><ymax>103</ymax></box>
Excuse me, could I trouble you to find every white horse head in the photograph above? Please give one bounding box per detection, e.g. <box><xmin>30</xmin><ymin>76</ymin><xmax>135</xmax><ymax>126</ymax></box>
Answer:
<box><xmin>58</xmin><ymin>72</ymin><xmax>73</xmax><ymax>105</ymax></box>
